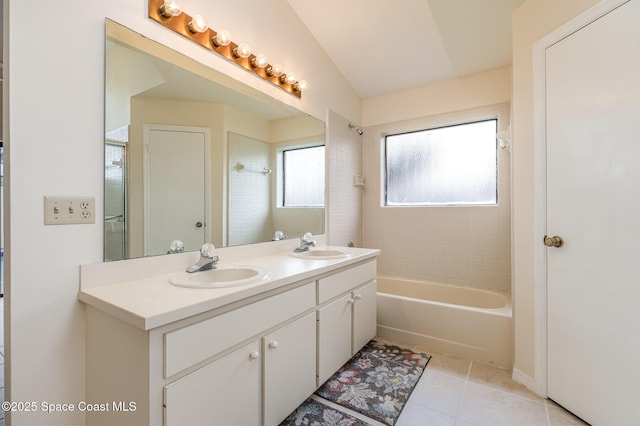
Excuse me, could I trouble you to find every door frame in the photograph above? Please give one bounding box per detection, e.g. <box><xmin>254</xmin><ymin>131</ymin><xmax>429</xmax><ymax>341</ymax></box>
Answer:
<box><xmin>531</xmin><ymin>0</ymin><xmax>630</xmax><ymax>396</ymax></box>
<box><xmin>142</xmin><ymin>124</ymin><xmax>211</xmax><ymax>255</ymax></box>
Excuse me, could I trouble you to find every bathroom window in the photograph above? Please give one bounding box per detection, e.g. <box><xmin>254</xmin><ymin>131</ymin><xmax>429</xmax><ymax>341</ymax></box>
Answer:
<box><xmin>281</xmin><ymin>145</ymin><xmax>325</xmax><ymax>207</ymax></box>
<box><xmin>385</xmin><ymin>119</ymin><xmax>498</xmax><ymax>206</ymax></box>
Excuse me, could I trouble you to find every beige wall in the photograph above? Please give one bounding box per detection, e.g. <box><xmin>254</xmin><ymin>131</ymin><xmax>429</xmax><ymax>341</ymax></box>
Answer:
<box><xmin>361</xmin><ymin>68</ymin><xmax>512</xmax><ymax>293</ymax></box>
<box><xmin>363</xmin><ymin>66</ymin><xmax>512</xmax><ymax>127</ymax></box>
<box><xmin>511</xmin><ymin>0</ymin><xmax>599</xmax><ymax>381</ymax></box>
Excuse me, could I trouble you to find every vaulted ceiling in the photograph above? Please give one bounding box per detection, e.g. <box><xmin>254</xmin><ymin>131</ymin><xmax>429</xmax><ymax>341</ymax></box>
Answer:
<box><xmin>287</xmin><ymin>0</ymin><xmax>525</xmax><ymax>98</ymax></box>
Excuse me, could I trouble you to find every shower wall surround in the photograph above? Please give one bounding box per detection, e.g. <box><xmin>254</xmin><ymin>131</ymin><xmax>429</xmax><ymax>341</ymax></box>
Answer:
<box><xmin>362</xmin><ymin>72</ymin><xmax>512</xmax><ymax>293</ymax></box>
<box><xmin>327</xmin><ymin>111</ymin><xmax>364</xmax><ymax>248</ymax></box>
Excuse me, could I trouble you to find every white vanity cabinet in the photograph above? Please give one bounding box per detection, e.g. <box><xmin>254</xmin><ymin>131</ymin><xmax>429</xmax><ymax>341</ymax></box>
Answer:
<box><xmin>317</xmin><ymin>261</ymin><xmax>377</xmax><ymax>384</ymax></box>
<box><xmin>82</xmin><ymin>251</ymin><xmax>379</xmax><ymax>426</ymax></box>
<box><xmin>85</xmin><ymin>281</ymin><xmax>317</xmax><ymax>426</ymax></box>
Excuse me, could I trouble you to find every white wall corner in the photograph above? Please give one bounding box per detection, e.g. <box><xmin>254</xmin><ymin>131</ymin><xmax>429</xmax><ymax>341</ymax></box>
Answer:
<box><xmin>512</xmin><ymin>368</ymin><xmax>543</xmax><ymax>397</ymax></box>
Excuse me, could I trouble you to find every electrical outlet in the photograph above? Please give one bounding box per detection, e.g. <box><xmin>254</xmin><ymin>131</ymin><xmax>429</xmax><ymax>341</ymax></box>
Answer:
<box><xmin>44</xmin><ymin>196</ymin><xmax>96</xmax><ymax>225</ymax></box>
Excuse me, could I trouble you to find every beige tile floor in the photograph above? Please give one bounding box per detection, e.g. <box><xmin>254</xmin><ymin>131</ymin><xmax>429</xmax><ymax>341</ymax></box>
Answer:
<box><xmin>382</xmin><ymin>339</ymin><xmax>588</xmax><ymax>426</ymax></box>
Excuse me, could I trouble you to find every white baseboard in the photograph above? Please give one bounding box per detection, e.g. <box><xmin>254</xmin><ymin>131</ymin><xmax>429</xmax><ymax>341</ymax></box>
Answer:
<box><xmin>512</xmin><ymin>368</ymin><xmax>544</xmax><ymax>397</ymax></box>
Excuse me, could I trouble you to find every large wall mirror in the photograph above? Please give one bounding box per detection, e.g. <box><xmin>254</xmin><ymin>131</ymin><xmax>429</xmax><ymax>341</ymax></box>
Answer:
<box><xmin>104</xmin><ymin>20</ymin><xmax>325</xmax><ymax>261</ymax></box>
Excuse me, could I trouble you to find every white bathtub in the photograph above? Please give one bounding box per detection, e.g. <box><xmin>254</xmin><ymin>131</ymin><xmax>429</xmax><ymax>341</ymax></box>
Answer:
<box><xmin>376</xmin><ymin>276</ymin><xmax>512</xmax><ymax>368</ymax></box>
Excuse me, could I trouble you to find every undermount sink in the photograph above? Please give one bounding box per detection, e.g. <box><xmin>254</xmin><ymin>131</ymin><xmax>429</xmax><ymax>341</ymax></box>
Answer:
<box><xmin>169</xmin><ymin>266</ymin><xmax>270</xmax><ymax>289</ymax></box>
<box><xmin>289</xmin><ymin>249</ymin><xmax>349</xmax><ymax>260</ymax></box>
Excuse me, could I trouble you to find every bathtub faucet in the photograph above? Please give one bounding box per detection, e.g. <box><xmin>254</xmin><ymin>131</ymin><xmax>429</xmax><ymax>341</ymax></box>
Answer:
<box><xmin>186</xmin><ymin>243</ymin><xmax>219</xmax><ymax>273</ymax></box>
<box><xmin>293</xmin><ymin>232</ymin><xmax>316</xmax><ymax>252</ymax></box>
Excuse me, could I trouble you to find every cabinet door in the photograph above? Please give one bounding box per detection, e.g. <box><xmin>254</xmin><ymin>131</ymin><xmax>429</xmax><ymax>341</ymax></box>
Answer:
<box><xmin>352</xmin><ymin>280</ymin><xmax>377</xmax><ymax>354</ymax></box>
<box><xmin>317</xmin><ymin>294</ymin><xmax>352</xmax><ymax>384</ymax></box>
<box><xmin>263</xmin><ymin>312</ymin><xmax>316</xmax><ymax>426</ymax></box>
<box><xmin>164</xmin><ymin>340</ymin><xmax>260</xmax><ymax>426</ymax></box>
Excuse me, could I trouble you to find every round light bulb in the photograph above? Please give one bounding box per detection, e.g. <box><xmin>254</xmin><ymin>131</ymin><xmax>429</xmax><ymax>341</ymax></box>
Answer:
<box><xmin>159</xmin><ymin>0</ymin><xmax>182</xmax><ymax>17</ymax></box>
<box><xmin>188</xmin><ymin>14</ymin><xmax>208</xmax><ymax>33</ymax></box>
<box><xmin>212</xmin><ymin>29</ymin><xmax>231</xmax><ymax>47</ymax></box>
<box><xmin>294</xmin><ymin>80</ymin><xmax>308</xmax><ymax>91</ymax></box>
<box><xmin>282</xmin><ymin>73</ymin><xmax>296</xmax><ymax>85</ymax></box>
<box><xmin>233</xmin><ymin>43</ymin><xmax>252</xmax><ymax>59</ymax></box>
<box><xmin>251</xmin><ymin>53</ymin><xmax>269</xmax><ymax>69</ymax></box>
<box><xmin>266</xmin><ymin>64</ymin><xmax>284</xmax><ymax>77</ymax></box>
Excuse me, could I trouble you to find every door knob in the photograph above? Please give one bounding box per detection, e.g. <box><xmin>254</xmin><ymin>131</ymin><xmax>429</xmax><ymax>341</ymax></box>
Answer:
<box><xmin>544</xmin><ymin>235</ymin><xmax>563</xmax><ymax>248</ymax></box>
<box><xmin>195</xmin><ymin>221</ymin><xmax>203</xmax><ymax>228</ymax></box>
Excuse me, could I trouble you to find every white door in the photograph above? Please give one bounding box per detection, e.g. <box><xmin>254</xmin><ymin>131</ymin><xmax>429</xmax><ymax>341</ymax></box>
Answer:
<box><xmin>546</xmin><ymin>1</ymin><xmax>640</xmax><ymax>424</ymax></box>
<box><xmin>144</xmin><ymin>125</ymin><xmax>209</xmax><ymax>256</ymax></box>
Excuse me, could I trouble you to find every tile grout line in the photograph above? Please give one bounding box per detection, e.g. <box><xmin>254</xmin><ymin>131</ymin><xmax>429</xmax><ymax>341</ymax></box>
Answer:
<box><xmin>543</xmin><ymin>398</ymin><xmax>552</xmax><ymax>426</ymax></box>
<box><xmin>452</xmin><ymin>359</ymin><xmax>473</xmax><ymax>426</ymax></box>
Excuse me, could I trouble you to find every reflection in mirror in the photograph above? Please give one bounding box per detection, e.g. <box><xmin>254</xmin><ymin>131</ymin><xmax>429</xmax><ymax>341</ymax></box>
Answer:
<box><xmin>104</xmin><ymin>20</ymin><xmax>325</xmax><ymax>261</ymax></box>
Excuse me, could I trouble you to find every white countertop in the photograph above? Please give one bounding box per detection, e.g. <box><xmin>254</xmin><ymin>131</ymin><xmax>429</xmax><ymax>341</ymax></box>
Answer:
<box><xmin>79</xmin><ymin>246</ymin><xmax>379</xmax><ymax>331</ymax></box>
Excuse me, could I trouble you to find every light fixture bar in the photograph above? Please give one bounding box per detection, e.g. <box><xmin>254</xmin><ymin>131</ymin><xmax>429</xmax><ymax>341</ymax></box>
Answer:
<box><xmin>148</xmin><ymin>0</ymin><xmax>303</xmax><ymax>98</ymax></box>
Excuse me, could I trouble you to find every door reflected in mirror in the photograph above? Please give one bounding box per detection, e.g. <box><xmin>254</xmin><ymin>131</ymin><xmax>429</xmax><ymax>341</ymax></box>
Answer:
<box><xmin>104</xmin><ymin>20</ymin><xmax>325</xmax><ymax>261</ymax></box>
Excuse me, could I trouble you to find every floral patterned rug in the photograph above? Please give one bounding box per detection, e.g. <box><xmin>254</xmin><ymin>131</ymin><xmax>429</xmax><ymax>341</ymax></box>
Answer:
<box><xmin>280</xmin><ymin>340</ymin><xmax>430</xmax><ymax>426</ymax></box>
<box><xmin>279</xmin><ymin>398</ymin><xmax>371</xmax><ymax>426</ymax></box>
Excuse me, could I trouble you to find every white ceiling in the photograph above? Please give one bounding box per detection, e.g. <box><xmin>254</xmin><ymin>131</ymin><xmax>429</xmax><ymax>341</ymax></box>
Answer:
<box><xmin>287</xmin><ymin>0</ymin><xmax>524</xmax><ymax>98</ymax></box>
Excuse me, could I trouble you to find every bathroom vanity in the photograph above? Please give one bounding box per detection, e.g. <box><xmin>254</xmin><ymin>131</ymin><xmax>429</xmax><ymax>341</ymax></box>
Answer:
<box><xmin>79</xmin><ymin>244</ymin><xmax>379</xmax><ymax>425</ymax></box>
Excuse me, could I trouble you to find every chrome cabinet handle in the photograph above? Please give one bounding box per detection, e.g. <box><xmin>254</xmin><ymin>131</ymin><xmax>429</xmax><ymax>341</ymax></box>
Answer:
<box><xmin>544</xmin><ymin>235</ymin><xmax>563</xmax><ymax>248</ymax></box>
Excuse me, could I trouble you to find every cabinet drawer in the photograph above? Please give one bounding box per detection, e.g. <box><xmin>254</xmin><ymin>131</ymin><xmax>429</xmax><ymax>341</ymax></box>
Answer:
<box><xmin>317</xmin><ymin>261</ymin><xmax>376</xmax><ymax>304</ymax></box>
<box><xmin>164</xmin><ymin>282</ymin><xmax>315</xmax><ymax>377</ymax></box>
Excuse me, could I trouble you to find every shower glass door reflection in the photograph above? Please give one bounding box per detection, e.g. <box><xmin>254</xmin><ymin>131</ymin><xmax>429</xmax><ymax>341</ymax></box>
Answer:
<box><xmin>105</xmin><ymin>143</ymin><xmax>126</xmax><ymax>261</ymax></box>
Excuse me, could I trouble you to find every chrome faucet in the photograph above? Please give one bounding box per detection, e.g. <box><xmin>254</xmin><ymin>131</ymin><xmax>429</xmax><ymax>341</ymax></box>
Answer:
<box><xmin>272</xmin><ymin>230</ymin><xmax>287</xmax><ymax>241</ymax></box>
<box><xmin>293</xmin><ymin>232</ymin><xmax>316</xmax><ymax>253</ymax></box>
<box><xmin>186</xmin><ymin>243</ymin><xmax>219</xmax><ymax>273</ymax></box>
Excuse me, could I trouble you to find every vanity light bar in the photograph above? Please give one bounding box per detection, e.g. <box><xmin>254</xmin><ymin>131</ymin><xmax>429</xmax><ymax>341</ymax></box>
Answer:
<box><xmin>148</xmin><ymin>0</ymin><xmax>305</xmax><ymax>99</ymax></box>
